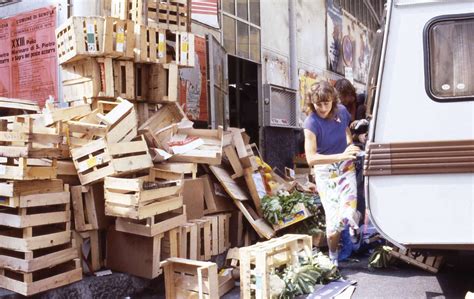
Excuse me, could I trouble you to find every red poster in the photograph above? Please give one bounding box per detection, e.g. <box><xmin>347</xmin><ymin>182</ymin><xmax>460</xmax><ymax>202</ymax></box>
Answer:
<box><xmin>0</xmin><ymin>7</ymin><xmax>57</xmax><ymax>107</ymax></box>
<box><xmin>179</xmin><ymin>36</ymin><xmax>208</xmax><ymax>122</ymax></box>
<box><xmin>0</xmin><ymin>19</ymin><xmax>10</xmax><ymax>98</ymax></box>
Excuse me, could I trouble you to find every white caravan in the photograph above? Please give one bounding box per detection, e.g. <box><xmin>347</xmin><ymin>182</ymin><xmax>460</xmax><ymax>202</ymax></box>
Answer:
<box><xmin>365</xmin><ymin>0</ymin><xmax>474</xmax><ymax>249</ymax></box>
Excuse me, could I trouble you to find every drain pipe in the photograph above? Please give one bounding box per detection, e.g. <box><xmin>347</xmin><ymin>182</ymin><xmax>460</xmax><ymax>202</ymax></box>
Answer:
<box><xmin>288</xmin><ymin>0</ymin><xmax>298</xmax><ymax>91</ymax></box>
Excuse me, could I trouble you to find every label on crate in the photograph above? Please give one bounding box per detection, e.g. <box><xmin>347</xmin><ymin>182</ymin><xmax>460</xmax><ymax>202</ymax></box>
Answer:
<box><xmin>116</xmin><ymin>27</ymin><xmax>125</xmax><ymax>52</ymax></box>
<box><xmin>0</xmin><ymin>196</ymin><xmax>7</xmax><ymax>205</ymax></box>
<box><xmin>86</xmin><ymin>23</ymin><xmax>97</xmax><ymax>52</ymax></box>
<box><xmin>86</xmin><ymin>156</ymin><xmax>103</xmax><ymax>168</ymax></box>
<box><xmin>0</xmin><ymin>165</ymin><xmax>5</xmax><ymax>175</ymax></box>
<box><xmin>158</xmin><ymin>32</ymin><xmax>165</xmax><ymax>58</ymax></box>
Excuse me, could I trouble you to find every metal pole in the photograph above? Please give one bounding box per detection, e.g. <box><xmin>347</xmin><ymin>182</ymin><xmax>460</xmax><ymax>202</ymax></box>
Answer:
<box><xmin>288</xmin><ymin>0</ymin><xmax>298</xmax><ymax>91</ymax></box>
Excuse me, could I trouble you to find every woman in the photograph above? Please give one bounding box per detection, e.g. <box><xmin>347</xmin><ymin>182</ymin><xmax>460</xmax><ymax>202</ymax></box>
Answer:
<box><xmin>303</xmin><ymin>81</ymin><xmax>360</xmax><ymax>266</ymax></box>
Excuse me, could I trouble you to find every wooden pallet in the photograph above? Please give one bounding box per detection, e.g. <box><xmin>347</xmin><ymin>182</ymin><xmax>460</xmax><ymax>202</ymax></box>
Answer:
<box><xmin>115</xmin><ymin>205</ymin><xmax>187</xmax><ymax>237</ymax></box>
<box><xmin>104</xmin><ymin>168</ymin><xmax>183</xmax><ymax>219</ymax></box>
<box><xmin>0</xmin><ymin>258</ymin><xmax>82</xmax><ymax>296</ymax></box>
<box><xmin>138</xmin><ymin>102</ymin><xmax>186</xmax><ymax>148</ymax></box>
<box><xmin>149</xmin><ymin>0</ymin><xmax>189</xmax><ymax>31</ymax></box>
<box><xmin>61</xmin><ymin>57</ymin><xmax>115</xmax><ymax>102</ymax></box>
<box><xmin>134</xmin><ymin>25</ymin><xmax>167</xmax><ymax>64</ymax></box>
<box><xmin>56</xmin><ymin>16</ymin><xmax>105</xmax><ymax>65</ymax></box>
<box><xmin>169</xmin><ymin>127</ymin><xmax>224</xmax><ymax>165</ymax></box>
<box><xmin>67</xmin><ymin>98</ymin><xmax>137</xmax><ymax>147</ymax></box>
<box><xmin>0</xmin><ymin>118</ymin><xmax>64</xmax><ymax>159</ymax></box>
<box><xmin>70</xmin><ymin>135</ymin><xmax>153</xmax><ymax>185</ymax></box>
<box><xmin>390</xmin><ymin>247</ymin><xmax>444</xmax><ymax>274</ymax></box>
<box><xmin>239</xmin><ymin>234</ymin><xmax>313</xmax><ymax>299</ymax></box>
<box><xmin>103</xmin><ymin>17</ymin><xmax>134</xmax><ymax>59</ymax></box>
<box><xmin>106</xmin><ymin>227</ymin><xmax>163</xmax><ymax>279</ymax></box>
<box><xmin>74</xmin><ymin>230</ymin><xmax>102</xmax><ymax>273</ymax></box>
<box><xmin>0</xmin><ymin>157</ymin><xmax>57</xmax><ymax>181</ymax></box>
<box><xmin>162</xmin><ymin>257</ymin><xmax>218</xmax><ymax>299</ymax></box>
<box><xmin>113</xmin><ymin>60</ymin><xmax>135</xmax><ymax>99</ymax></box>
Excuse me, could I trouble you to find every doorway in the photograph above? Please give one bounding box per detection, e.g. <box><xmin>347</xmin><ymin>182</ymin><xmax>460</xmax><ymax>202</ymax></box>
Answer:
<box><xmin>227</xmin><ymin>55</ymin><xmax>260</xmax><ymax>144</ymax></box>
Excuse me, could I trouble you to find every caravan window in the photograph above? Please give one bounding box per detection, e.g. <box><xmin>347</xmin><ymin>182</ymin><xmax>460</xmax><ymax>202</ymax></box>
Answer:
<box><xmin>425</xmin><ymin>15</ymin><xmax>474</xmax><ymax>102</ymax></box>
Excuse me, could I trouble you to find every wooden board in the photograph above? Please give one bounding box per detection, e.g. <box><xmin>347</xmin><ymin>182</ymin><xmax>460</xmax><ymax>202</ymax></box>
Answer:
<box><xmin>182</xmin><ymin>178</ymin><xmax>204</xmax><ymax>221</ymax></box>
<box><xmin>209</xmin><ymin>165</ymin><xmax>249</xmax><ymax>202</ymax></box>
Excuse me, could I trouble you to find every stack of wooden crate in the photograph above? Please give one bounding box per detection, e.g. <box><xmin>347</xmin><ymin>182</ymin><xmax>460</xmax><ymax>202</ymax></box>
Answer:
<box><xmin>0</xmin><ymin>117</ymin><xmax>82</xmax><ymax>296</ymax></box>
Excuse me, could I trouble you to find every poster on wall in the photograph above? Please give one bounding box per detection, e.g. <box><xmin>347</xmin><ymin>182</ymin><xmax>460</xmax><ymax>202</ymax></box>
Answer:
<box><xmin>179</xmin><ymin>35</ymin><xmax>208</xmax><ymax>122</ymax></box>
<box><xmin>191</xmin><ymin>0</ymin><xmax>219</xmax><ymax>28</ymax></box>
<box><xmin>326</xmin><ymin>0</ymin><xmax>343</xmax><ymax>75</ymax></box>
<box><xmin>298</xmin><ymin>69</ymin><xmax>329</xmax><ymax>124</ymax></box>
<box><xmin>0</xmin><ymin>6</ymin><xmax>57</xmax><ymax>107</ymax></box>
<box><xmin>0</xmin><ymin>19</ymin><xmax>10</xmax><ymax>98</ymax></box>
<box><xmin>342</xmin><ymin>11</ymin><xmax>370</xmax><ymax>84</ymax></box>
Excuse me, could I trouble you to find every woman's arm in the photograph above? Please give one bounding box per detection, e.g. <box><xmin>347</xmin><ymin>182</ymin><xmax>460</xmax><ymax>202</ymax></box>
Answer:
<box><xmin>304</xmin><ymin>129</ymin><xmax>357</xmax><ymax>166</ymax></box>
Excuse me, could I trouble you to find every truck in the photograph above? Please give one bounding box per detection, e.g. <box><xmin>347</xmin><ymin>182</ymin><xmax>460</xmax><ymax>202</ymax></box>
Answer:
<box><xmin>365</xmin><ymin>0</ymin><xmax>474</xmax><ymax>249</ymax></box>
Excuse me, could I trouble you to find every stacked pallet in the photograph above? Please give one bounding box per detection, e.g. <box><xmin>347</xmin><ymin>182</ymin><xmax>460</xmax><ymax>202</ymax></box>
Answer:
<box><xmin>0</xmin><ymin>117</ymin><xmax>82</xmax><ymax>296</ymax></box>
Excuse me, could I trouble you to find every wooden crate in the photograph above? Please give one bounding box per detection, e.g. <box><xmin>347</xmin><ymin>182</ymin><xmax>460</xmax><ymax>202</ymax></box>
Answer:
<box><xmin>56</xmin><ymin>16</ymin><xmax>105</xmax><ymax>65</ymax></box>
<box><xmin>201</xmin><ymin>174</ymin><xmax>234</xmax><ymax>215</ymax></box>
<box><xmin>115</xmin><ymin>205</ymin><xmax>186</xmax><ymax>237</ymax></box>
<box><xmin>104</xmin><ymin>17</ymin><xmax>134</xmax><ymax>59</ymax></box>
<box><xmin>0</xmin><ymin>97</ymin><xmax>39</xmax><ymax>114</ymax></box>
<box><xmin>67</xmin><ymin>98</ymin><xmax>137</xmax><ymax>147</ymax></box>
<box><xmin>61</xmin><ymin>57</ymin><xmax>115</xmax><ymax>102</ymax></box>
<box><xmin>71</xmin><ymin>186</ymin><xmax>99</xmax><ymax>232</ymax></box>
<box><xmin>239</xmin><ymin>234</ymin><xmax>313</xmax><ymax>299</ymax></box>
<box><xmin>0</xmin><ymin>118</ymin><xmax>64</xmax><ymax>159</ymax></box>
<box><xmin>70</xmin><ymin>135</ymin><xmax>153</xmax><ymax>185</ymax></box>
<box><xmin>161</xmin><ymin>227</ymin><xmax>181</xmax><ymax>260</ymax></box>
<box><xmin>190</xmin><ymin>218</ymin><xmax>211</xmax><ymax>261</ymax></box>
<box><xmin>111</xmin><ymin>0</ymin><xmax>145</xmax><ymax>24</ymax></box>
<box><xmin>154</xmin><ymin>162</ymin><xmax>197</xmax><ymax>179</ymax></box>
<box><xmin>134</xmin><ymin>25</ymin><xmax>167</xmax><ymax>64</ymax></box>
<box><xmin>149</xmin><ymin>0</ymin><xmax>189</xmax><ymax>31</ymax></box>
<box><xmin>135</xmin><ymin>63</ymin><xmax>179</xmax><ymax>103</ymax></box>
<box><xmin>0</xmin><ymin>259</ymin><xmax>82</xmax><ymax>296</ymax></box>
<box><xmin>74</xmin><ymin>230</ymin><xmax>102</xmax><ymax>273</ymax></box>
<box><xmin>179</xmin><ymin>222</ymin><xmax>198</xmax><ymax>260</ymax></box>
<box><xmin>0</xmin><ymin>179</ymin><xmax>63</xmax><ymax>208</ymax></box>
<box><xmin>168</xmin><ymin>31</ymin><xmax>195</xmax><ymax>67</ymax></box>
<box><xmin>390</xmin><ymin>247</ymin><xmax>444</xmax><ymax>274</ymax></box>
<box><xmin>202</xmin><ymin>213</ymin><xmax>231</xmax><ymax>256</ymax></box>
<box><xmin>138</xmin><ymin>102</ymin><xmax>186</xmax><ymax>148</ymax></box>
<box><xmin>169</xmin><ymin>127</ymin><xmax>224</xmax><ymax>165</ymax></box>
<box><xmin>104</xmin><ymin>168</ymin><xmax>183</xmax><ymax>219</ymax></box>
<box><xmin>162</xmin><ymin>257</ymin><xmax>218</xmax><ymax>299</ymax></box>
<box><xmin>0</xmin><ymin>157</ymin><xmax>57</xmax><ymax>181</ymax></box>
<box><xmin>106</xmin><ymin>227</ymin><xmax>163</xmax><ymax>279</ymax></box>
<box><xmin>42</xmin><ymin>103</ymin><xmax>92</xmax><ymax>126</ymax></box>
<box><xmin>113</xmin><ymin>60</ymin><xmax>135</xmax><ymax>99</ymax></box>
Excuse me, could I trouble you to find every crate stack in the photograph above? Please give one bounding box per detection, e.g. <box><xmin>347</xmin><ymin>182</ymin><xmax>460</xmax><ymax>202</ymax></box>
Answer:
<box><xmin>0</xmin><ymin>117</ymin><xmax>82</xmax><ymax>296</ymax></box>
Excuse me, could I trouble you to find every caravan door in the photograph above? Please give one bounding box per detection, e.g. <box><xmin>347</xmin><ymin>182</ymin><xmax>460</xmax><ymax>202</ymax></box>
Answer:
<box><xmin>366</xmin><ymin>0</ymin><xmax>474</xmax><ymax>249</ymax></box>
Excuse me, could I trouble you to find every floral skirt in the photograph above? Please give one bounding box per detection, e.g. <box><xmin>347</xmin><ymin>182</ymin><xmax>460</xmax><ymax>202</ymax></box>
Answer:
<box><xmin>314</xmin><ymin>160</ymin><xmax>358</xmax><ymax>235</ymax></box>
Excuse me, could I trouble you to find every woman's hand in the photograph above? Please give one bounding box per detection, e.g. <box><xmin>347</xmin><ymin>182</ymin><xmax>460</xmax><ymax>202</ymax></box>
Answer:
<box><xmin>340</xmin><ymin>144</ymin><xmax>361</xmax><ymax>161</ymax></box>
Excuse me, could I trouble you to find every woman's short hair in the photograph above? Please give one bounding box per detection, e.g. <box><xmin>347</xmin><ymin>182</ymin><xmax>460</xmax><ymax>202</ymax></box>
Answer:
<box><xmin>305</xmin><ymin>81</ymin><xmax>339</xmax><ymax>118</ymax></box>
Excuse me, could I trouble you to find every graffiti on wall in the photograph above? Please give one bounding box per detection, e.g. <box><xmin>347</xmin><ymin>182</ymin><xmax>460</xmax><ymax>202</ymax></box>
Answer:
<box><xmin>179</xmin><ymin>36</ymin><xmax>208</xmax><ymax>121</ymax></box>
<box><xmin>0</xmin><ymin>6</ymin><xmax>57</xmax><ymax>107</ymax></box>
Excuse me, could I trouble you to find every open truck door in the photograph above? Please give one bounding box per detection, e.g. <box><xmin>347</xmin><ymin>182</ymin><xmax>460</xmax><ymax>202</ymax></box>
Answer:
<box><xmin>365</xmin><ymin>0</ymin><xmax>474</xmax><ymax>249</ymax></box>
